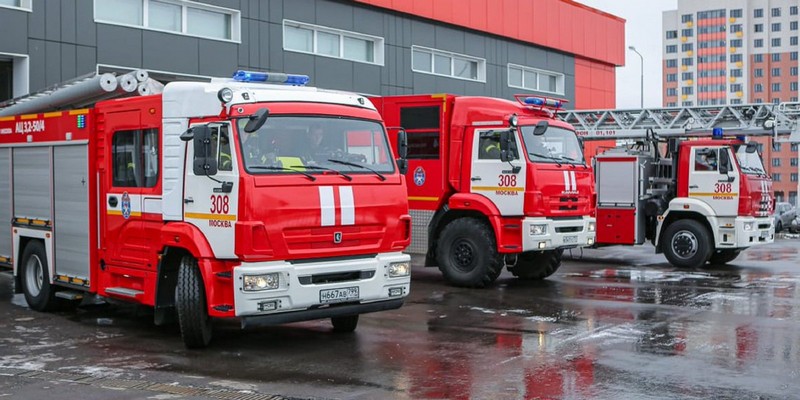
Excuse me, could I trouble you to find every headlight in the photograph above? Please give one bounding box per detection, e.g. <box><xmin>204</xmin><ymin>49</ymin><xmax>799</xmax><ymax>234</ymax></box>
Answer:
<box><xmin>243</xmin><ymin>273</ymin><xmax>280</xmax><ymax>291</ymax></box>
<box><xmin>388</xmin><ymin>262</ymin><xmax>410</xmax><ymax>277</ymax></box>
<box><xmin>588</xmin><ymin>221</ymin><xmax>596</xmax><ymax>232</ymax></box>
<box><xmin>743</xmin><ymin>222</ymin><xmax>754</xmax><ymax>231</ymax></box>
<box><xmin>217</xmin><ymin>87</ymin><xmax>234</xmax><ymax>103</ymax></box>
<box><xmin>530</xmin><ymin>224</ymin><xmax>548</xmax><ymax>236</ymax></box>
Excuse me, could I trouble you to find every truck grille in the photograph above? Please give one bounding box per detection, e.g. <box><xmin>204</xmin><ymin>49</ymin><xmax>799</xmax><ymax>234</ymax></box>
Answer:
<box><xmin>547</xmin><ymin>195</ymin><xmax>591</xmax><ymax>215</ymax></box>
<box><xmin>283</xmin><ymin>224</ymin><xmax>385</xmax><ymax>252</ymax></box>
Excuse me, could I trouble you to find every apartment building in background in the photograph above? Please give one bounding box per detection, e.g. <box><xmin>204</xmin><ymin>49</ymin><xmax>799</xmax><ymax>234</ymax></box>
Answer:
<box><xmin>664</xmin><ymin>0</ymin><xmax>800</xmax><ymax>206</ymax></box>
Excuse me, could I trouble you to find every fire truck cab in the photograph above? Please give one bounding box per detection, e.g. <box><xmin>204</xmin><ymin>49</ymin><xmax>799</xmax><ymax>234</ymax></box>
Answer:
<box><xmin>0</xmin><ymin>71</ymin><xmax>412</xmax><ymax>347</ymax></box>
<box><xmin>371</xmin><ymin>94</ymin><xmax>596</xmax><ymax>288</ymax></box>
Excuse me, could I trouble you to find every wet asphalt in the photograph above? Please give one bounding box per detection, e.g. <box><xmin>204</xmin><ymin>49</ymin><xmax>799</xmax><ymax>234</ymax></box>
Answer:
<box><xmin>1</xmin><ymin>237</ymin><xmax>800</xmax><ymax>400</ymax></box>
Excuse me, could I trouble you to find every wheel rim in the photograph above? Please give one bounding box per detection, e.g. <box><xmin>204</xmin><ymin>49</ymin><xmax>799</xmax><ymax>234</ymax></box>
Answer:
<box><xmin>671</xmin><ymin>230</ymin><xmax>698</xmax><ymax>260</ymax></box>
<box><xmin>451</xmin><ymin>239</ymin><xmax>476</xmax><ymax>272</ymax></box>
<box><xmin>25</xmin><ymin>254</ymin><xmax>44</xmax><ymax>297</ymax></box>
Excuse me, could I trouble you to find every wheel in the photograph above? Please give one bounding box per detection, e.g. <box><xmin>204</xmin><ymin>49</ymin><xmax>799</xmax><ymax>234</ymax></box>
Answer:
<box><xmin>331</xmin><ymin>315</ymin><xmax>359</xmax><ymax>333</ymax></box>
<box><xmin>175</xmin><ymin>256</ymin><xmax>213</xmax><ymax>348</ymax></box>
<box><xmin>661</xmin><ymin>220</ymin><xmax>713</xmax><ymax>268</ymax></box>
<box><xmin>708</xmin><ymin>249</ymin><xmax>741</xmax><ymax>265</ymax></box>
<box><xmin>508</xmin><ymin>250</ymin><xmax>563</xmax><ymax>280</ymax></box>
<box><xmin>20</xmin><ymin>241</ymin><xmax>58</xmax><ymax>312</ymax></box>
<box><xmin>776</xmin><ymin>221</ymin><xmax>783</xmax><ymax>233</ymax></box>
<box><xmin>436</xmin><ymin>218</ymin><xmax>503</xmax><ymax>288</ymax></box>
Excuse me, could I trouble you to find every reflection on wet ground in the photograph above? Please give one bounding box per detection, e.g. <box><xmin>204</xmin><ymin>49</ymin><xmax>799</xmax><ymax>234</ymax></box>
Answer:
<box><xmin>0</xmin><ymin>239</ymin><xmax>799</xmax><ymax>399</ymax></box>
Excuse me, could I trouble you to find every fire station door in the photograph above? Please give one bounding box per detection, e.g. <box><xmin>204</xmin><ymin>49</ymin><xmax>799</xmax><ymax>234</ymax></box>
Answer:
<box><xmin>688</xmin><ymin>146</ymin><xmax>739</xmax><ymax>217</ymax></box>
<box><xmin>470</xmin><ymin>129</ymin><xmax>527</xmax><ymax>216</ymax></box>
<box><xmin>183</xmin><ymin>123</ymin><xmax>238</xmax><ymax>259</ymax></box>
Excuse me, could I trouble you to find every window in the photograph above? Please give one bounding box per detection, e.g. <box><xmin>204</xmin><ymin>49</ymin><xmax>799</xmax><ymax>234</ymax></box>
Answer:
<box><xmin>772</xmin><ymin>83</ymin><xmax>781</xmax><ymax>92</ymax></box>
<box><xmin>755</xmin><ymin>98</ymin><xmax>763</xmax><ymax>103</ymax></box>
<box><xmin>729</xmin><ymin>39</ymin><xmax>742</xmax><ymax>48</ymax></box>
<box><xmin>666</xmin><ymin>88</ymin><xmax>678</xmax><ymax>96</ymax></box>
<box><xmin>731</xmin><ymin>69</ymin><xmax>742</xmax><ymax>77</ymax></box>
<box><xmin>683</xmin><ymin>101</ymin><xmax>694</xmax><ymax>106</ymax></box>
<box><xmin>731</xmin><ymin>24</ymin><xmax>742</xmax><ymax>33</ymax></box>
<box><xmin>790</xmin><ymin>192</ymin><xmax>798</xmax><ymax>206</ymax></box>
<box><xmin>754</xmin><ymin>39</ymin><xmax>764</xmax><ymax>48</ymax></box>
<box><xmin>478</xmin><ymin>131</ymin><xmax>517</xmax><ymax>160</ymax></box>
<box><xmin>731</xmin><ymin>99</ymin><xmax>742</xmax><ymax>104</ymax></box>
<box><xmin>508</xmin><ymin>64</ymin><xmax>564</xmax><ymax>94</ymax></box>
<box><xmin>773</xmin><ymin>173</ymin><xmax>781</xmax><ymax>182</ymax></box>
<box><xmin>754</xmin><ymin>54</ymin><xmax>763</xmax><ymax>63</ymax></box>
<box><xmin>793</xmin><ymin>21</ymin><xmax>799</xmax><ymax>31</ymax></box>
<box><xmin>209</xmin><ymin>124</ymin><xmax>232</xmax><ymax>171</ymax></box>
<box><xmin>754</xmin><ymin>9</ymin><xmax>763</xmax><ymax>18</ymax></box>
<box><xmin>792</xmin><ymin>52</ymin><xmax>799</xmax><ymax>61</ymax></box>
<box><xmin>666</xmin><ymin>59</ymin><xmax>678</xmax><ymax>68</ymax></box>
<box><xmin>667</xmin><ymin>102</ymin><xmax>677</xmax><ymax>107</ymax></box>
<box><xmin>772</xmin><ymin>7</ymin><xmax>781</xmax><ymax>17</ymax></box>
<box><xmin>791</xmin><ymin>158</ymin><xmax>798</xmax><ymax>167</ymax></box>
<box><xmin>772</xmin><ymin>53</ymin><xmax>782</xmax><ymax>62</ymax></box>
<box><xmin>283</xmin><ymin>20</ymin><xmax>384</xmax><ymax>65</ymax></box>
<box><xmin>694</xmin><ymin>148</ymin><xmax>719</xmax><ymax>172</ymax></box>
<box><xmin>681</xmin><ymin>28</ymin><xmax>694</xmax><ymax>37</ymax></box>
<box><xmin>681</xmin><ymin>43</ymin><xmax>693</xmax><ymax>52</ymax></box>
<box><xmin>730</xmin><ymin>54</ymin><xmax>743</xmax><ymax>63</ymax></box>
<box><xmin>792</xmin><ymin>173</ymin><xmax>798</xmax><ymax>183</ymax></box>
<box><xmin>792</xmin><ymin>6</ymin><xmax>799</xmax><ymax>15</ymax></box>
<box><xmin>755</xmin><ymin>68</ymin><xmax>764</xmax><ymax>77</ymax></box>
<box><xmin>112</xmin><ymin>129</ymin><xmax>159</xmax><ymax>188</ymax></box>
<box><xmin>793</xmin><ymin>37</ymin><xmax>799</xmax><ymax>46</ymax></box>
<box><xmin>754</xmin><ymin>83</ymin><xmax>763</xmax><ymax>93</ymax></box>
<box><xmin>682</xmin><ymin>58</ymin><xmax>693</xmax><ymax>66</ymax></box>
<box><xmin>666</xmin><ymin>45</ymin><xmax>677</xmax><ymax>53</ymax></box>
<box><xmin>682</xmin><ymin>14</ymin><xmax>693</xmax><ymax>23</ymax></box>
<box><xmin>793</xmin><ymin>144</ymin><xmax>799</xmax><ymax>151</ymax></box>
<box><xmin>401</xmin><ymin>106</ymin><xmax>440</xmax><ymax>159</ymax></box>
<box><xmin>412</xmin><ymin>46</ymin><xmax>485</xmax><ymax>82</ymax></box>
<box><xmin>94</xmin><ymin>0</ymin><xmax>240</xmax><ymax>41</ymax></box>
<box><xmin>792</xmin><ymin>82</ymin><xmax>798</xmax><ymax>91</ymax></box>
<box><xmin>666</xmin><ymin>30</ymin><xmax>678</xmax><ymax>39</ymax></box>
<box><xmin>666</xmin><ymin>73</ymin><xmax>677</xmax><ymax>82</ymax></box>
<box><xmin>775</xmin><ymin>143</ymin><xmax>783</xmax><ymax>152</ymax></box>
<box><xmin>773</xmin><ymin>158</ymin><xmax>782</xmax><ymax>167</ymax></box>
<box><xmin>0</xmin><ymin>0</ymin><xmax>31</xmax><ymax>11</ymax></box>
<box><xmin>682</xmin><ymin>87</ymin><xmax>694</xmax><ymax>95</ymax></box>
<box><xmin>755</xmin><ymin>24</ymin><xmax>764</xmax><ymax>33</ymax></box>
<box><xmin>731</xmin><ymin>9</ymin><xmax>743</xmax><ymax>18</ymax></box>
<box><xmin>730</xmin><ymin>84</ymin><xmax>742</xmax><ymax>92</ymax></box>
<box><xmin>772</xmin><ymin>23</ymin><xmax>781</xmax><ymax>32</ymax></box>
<box><xmin>682</xmin><ymin>72</ymin><xmax>694</xmax><ymax>80</ymax></box>
<box><xmin>772</xmin><ymin>68</ymin><xmax>781</xmax><ymax>77</ymax></box>
<box><xmin>772</xmin><ymin>38</ymin><xmax>782</xmax><ymax>47</ymax></box>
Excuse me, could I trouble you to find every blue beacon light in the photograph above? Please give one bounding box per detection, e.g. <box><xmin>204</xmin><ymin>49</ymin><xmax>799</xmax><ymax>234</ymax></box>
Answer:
<box><xmin>712</xmin><ymin>127</ymin><xmax>724</xmax><ymax>138</ymax></box>
<box><xmin>232</xmin><ymin>70</ymin><xmax>310</xmax><ymax>86</ymax></box>
<box><xmin>524</xmin><ymin>97</ymin><xmax>562</xmax><ymax>108</ymax></box>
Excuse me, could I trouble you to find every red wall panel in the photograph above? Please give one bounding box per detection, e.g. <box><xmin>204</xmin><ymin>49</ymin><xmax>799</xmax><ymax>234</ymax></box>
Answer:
<box><xmin>354</xmin><ymin>0</ymin><xmax>625</xmax><ymax>67</ymax></box>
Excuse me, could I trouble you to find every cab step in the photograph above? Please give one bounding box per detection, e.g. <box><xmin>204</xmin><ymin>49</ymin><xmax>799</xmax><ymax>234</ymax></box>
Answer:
<box><xmin>55</xmin><ymin>291</ymin><xmax>85</xmax><ymax>301</ymax></box>
<box><xmin>105</xmin><ymin>287</ymin><xmax>144</xmax><ymax>298</ymax></box>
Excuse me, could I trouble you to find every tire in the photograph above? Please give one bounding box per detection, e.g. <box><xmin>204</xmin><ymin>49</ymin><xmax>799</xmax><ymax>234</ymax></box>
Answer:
<box><xmin>436</xmin><ymin>218</ymin><xmax>503</xmax><ymax>288</ymax></box>
<box><xmin>508</xmin><ymin>250</ymin><xmax>563</xmax><ymax>280</ymax></box>
<box><xmin>175</xmin><ymin>256</ymin><xmax>213</xmax><ymax>348</ymax></box>
<box><xmin>20</xmin><ymin>241</ymin><xmax>58</xmax><ymax>312</ymax></box>
<box><xmin>661</xmin><ymin>219</ymin><xmax>713</xmax><ymax>268</ymax></box>
<box><xmin>708</xmin><ymin>249</ymin><xmax>741</xmax><ymax>265</ymax></box>
<box><xmin>776</xmin><ymin>221</ymin><xmax>783</xmax><ymax>233</ymax></box>
<box><xmin>331</xmin><ymin>315</ymin><xmax>359</xmax><ymax>333</ymax></box>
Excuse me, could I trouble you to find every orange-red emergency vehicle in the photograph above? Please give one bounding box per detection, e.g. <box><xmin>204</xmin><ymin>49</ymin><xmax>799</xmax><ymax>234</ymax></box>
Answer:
<box><xmin>371</xmin><ymin>94</ymin><xmax>596</xmax><ymax>287</ymax></box>
<box><xmin>0</xmin><ymin>71</ymin><xmax>412</xmax><ymax>347</ymax></box>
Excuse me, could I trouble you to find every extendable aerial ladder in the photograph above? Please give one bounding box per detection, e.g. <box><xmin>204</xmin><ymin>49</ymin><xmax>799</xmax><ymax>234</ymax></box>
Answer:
<box><xmin>558</xmin><ymin>103</ymin><xmax>800</xmax><ymax>142</ymax></box>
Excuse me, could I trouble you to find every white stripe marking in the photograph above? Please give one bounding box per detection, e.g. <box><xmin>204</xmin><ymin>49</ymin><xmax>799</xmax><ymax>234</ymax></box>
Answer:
<box><xmin>319</xmin><ymin>186</ymin><xmax>335</xmax><ymax>226</ymax></box>
<box><xmin>339</xmin><ymin>186</ymin><xmax>355</xmax><ymax>226</ymax></box>
<box><xmin>570</xmin><ymin>171</ymin><xmax>577</xmax><ymax>192</ymax></box>
<box><xmin>563</xmin><ymin>171</ymin><xmax>571</xmax><ymax>191</ymax></box>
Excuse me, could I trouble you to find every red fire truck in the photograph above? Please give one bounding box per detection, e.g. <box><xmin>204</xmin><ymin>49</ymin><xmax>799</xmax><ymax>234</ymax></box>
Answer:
<box><xmin>559</xmin><ymin>103</ymin><xmax>800</xmax><ymax>268</ymax></box>
<box><xmin>370</xmin><ymin>94</ymin><xmax>596</xmax><ymax>288</ymax></box>
<box><xmin>0</xmin><ymin>70</ymin><xmax>412</xmax><ymax>347</ymax></box>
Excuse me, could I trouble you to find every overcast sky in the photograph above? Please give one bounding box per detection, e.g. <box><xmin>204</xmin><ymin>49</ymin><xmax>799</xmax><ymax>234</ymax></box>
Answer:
<box><xmin>575</xmin><ymin>0</ymin><xmax>678</xmax><ymax>109</ymax></box>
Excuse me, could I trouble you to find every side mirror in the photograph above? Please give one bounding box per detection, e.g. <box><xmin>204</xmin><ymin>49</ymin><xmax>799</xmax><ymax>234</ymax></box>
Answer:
<box><xmin>533</xmin><ymin>121</ymin><xmax>549</xmax><ymax>136</ymax></box>
<box><xmin>397</xmin><ymin>129</ymin><xmax>408</xmax><ymax>159</ymax></box>
<box><xmin>719</xmin><ymin>149</ymin><xmax>730</xmax><ymax>175</ymax></box>
<box><xmin>499</xmin><ymin>130</ymin><xmax>514</xmax><ymax>162</ymax></box>
<box><xmin>397</xmin><ymin>159</ymin><xmax>408</xmax><ymax>175</ymax></box>
<box><xmin>244</xmin><ymin>108</ymin><xmax>269</xmax><ymax>133</ymax></box>
<box><xmin>191</xmin><ymin>125</ymin><xmax>218</xmax><ymax>176</ymax></box>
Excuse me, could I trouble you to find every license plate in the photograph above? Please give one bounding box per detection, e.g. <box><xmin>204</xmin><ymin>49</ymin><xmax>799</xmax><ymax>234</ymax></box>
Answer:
<box><xmin>320</xmin><ymin>287</ymin><xmax>359</xmax><ymax>304</ymax></box>
<box><xmin>564</xmin><ymin>235</ymin><xmax>578</xmax><ymax>244</ymax></box>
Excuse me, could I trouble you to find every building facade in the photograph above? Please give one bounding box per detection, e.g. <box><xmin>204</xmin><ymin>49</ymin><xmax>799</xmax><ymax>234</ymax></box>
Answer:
<box><xmin>0</xmin><ymin>0</ymin><xmax>623</xmax><ymax>112</ymax></box>
<box><xmin>663</xmin><ymin>0</ymin><xmax>800</xmax><ymax>206</ymax></box>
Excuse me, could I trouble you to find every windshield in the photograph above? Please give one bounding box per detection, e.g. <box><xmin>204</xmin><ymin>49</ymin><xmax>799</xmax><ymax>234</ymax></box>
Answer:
<box><xmin>520</xmin><ymin>125</ymin><xmax>584</xmax><ymax>165</ymax></box>
<box><xmin>734</xmin><ymin>145</ymin><xmax>766</xmax><ymax>175</ymax></box>
<box><xmin>236</xmin><ymin>116</ymin><xmax>395</xmax><ymax>175</ymax></box>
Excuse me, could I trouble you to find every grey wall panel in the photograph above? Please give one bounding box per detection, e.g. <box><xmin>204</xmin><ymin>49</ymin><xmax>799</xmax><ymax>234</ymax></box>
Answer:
<box><xmin>60</xmin><ymin>0</ymin><xmax>77</xmax><ymax>44</ymax></box>
<box><xmin>0</xmin><ymin>10</ymin><xmax>28</xmax><ymax>54</ymax></box>
<box><xmin>13</xmin><ymin>147</ymin><xmax>51</xmax><ymax>221</ymax></box>
<box><xmin>315</xmin><ymin>58</ymin><xmax>353</xmax><ymax>92</ymax></box>
<box><xmin>27</xmin><ymin>39</ymin><xmax>46</xmax><ymax>92</ymax></box>
<box><xmin>248</xmin><ymin>19</ymin><xmax>259</xmax><ymax>69</ymax></box>
<box><xmin>198</xmin><ymin>40</ymin><xmax>238</xmax><ymax>77</ymax></box>
<box><xmin>0</xmin><ymin>149</ymin><xmax>11</xmax><ymax>258</ymax></box>
<box><xmin>267</xmin><ymin>1</ymin><xmax>283</xmax><ymax>24</ymax></box>
<box><xmin>61</xmin><ymin>43</ymin><xmax>77</xmax><ymax>79</ymax></box>
<box><xmin>53</xmin><ymin>145</ymin><xmax>90</xmax><ymax>280</ymax></box>
<box><xmin>352</xmin><ymin>63</ymin><xmax>381</xmax><ymax>96</ymax></box>
<box><xmin>44</xmin><ymin>0</ymin><xmax>62</xmax><ymax>42</ymax></box>
<box><xmin>143</xmin><ymin>31</ymin><xmax>199</xmax><ymax>74</ymax></box>
<box><xmin>316</xmin><ymin>1</ymin><xmax>353</xmax><ymax>30</ymax></box>
<box><xmin>76</xmin><ymin>45</ymin><xmax>96</xmax><ymax>76</ymax></box>
<box><xmin>27</xmin><ymin>1</ymin><xmax>44</xmax><ymax>39</ymax></box>
<box><xmin>238</xmin><ymin>19</ymin><xmax>251</xmax><ymax>68</ymax></box>
<box><xmin>45</xmin><ymin>41</ymin><xmax>62</xmax><ymax>86</ymax></box>
<box><xmin>75</xmin><ymin>0</ymin><xmax>96</xmax><ymax>46</ymax></box>
<box><xmin>283</xmin><ymin>0</ymin><xmax>315</xmax><ymax>21</ymax></box>
<box><xmin>97</xmin><ymin>25</ymin><xmax>142</xmax><ymax>68</ymax></box>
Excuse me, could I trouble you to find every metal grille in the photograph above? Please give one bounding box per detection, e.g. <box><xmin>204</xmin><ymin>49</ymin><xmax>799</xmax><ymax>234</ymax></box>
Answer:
<box><xmin>409</xmin><ymin>209</ymin><xmax>435</xmax><ymax>254</ymax></box>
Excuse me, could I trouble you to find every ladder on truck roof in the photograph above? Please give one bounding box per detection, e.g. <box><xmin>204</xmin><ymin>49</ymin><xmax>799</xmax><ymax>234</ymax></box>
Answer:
<box><xmin>0</xmin><ymin>70</ymin><xmax>163</xmax><ymax>117</ymax></box>
<box><xmin>557</xmin><ymin>103</ymin><xmax>800</xmax><ymax>142</ymax></box>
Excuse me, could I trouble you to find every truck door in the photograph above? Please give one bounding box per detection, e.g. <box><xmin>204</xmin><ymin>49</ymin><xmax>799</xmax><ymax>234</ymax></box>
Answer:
<box><xmin>470</xmin><ymin>129</ymin><xmax>527</xmax><ymax>215</ymax></box>
<box><xmin>183</xmin><ymin>123</ymin><xmax>238</xmax><ymax>258</ymax></box>
<box><xmin>688</xmin><ymin>146</ymin><xmax>739</xmax><ymax>216</ymax></box>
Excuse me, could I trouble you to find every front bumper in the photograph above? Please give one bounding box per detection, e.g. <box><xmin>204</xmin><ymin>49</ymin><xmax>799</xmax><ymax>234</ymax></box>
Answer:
<box><xmin>731</xmin><ymin>216</ymin><xmax>774</xmax><ymax>248</ymax></box>
<box><xmin>232</xmin><ymin>252</ymin><xmax>410</xmax><ymax>321</ymax></box>
<box><xmin>522</xmin><ymin>216</ymin><xmax>596</xmax><ymax>252</ymax></box>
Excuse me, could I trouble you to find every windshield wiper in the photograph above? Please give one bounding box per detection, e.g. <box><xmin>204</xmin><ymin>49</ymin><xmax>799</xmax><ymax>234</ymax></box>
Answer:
<box><xmin>300</xmin><ymin>165</ymin><xmax>353</xmax><ymax>181</ymax></box>
<box><xmin>529</xmin><ymin>152</ymin><xmax>562</xmax><ymax>167</ymax></box>
<box><xmin>248</xmin><ymin>165</ymin><xmax>316</xmax><ymax>181</ymax></box>
<box><xmin>327</xmin><ymin>159</ymin><xmax>386</xmax><ymax>181</ymax></box>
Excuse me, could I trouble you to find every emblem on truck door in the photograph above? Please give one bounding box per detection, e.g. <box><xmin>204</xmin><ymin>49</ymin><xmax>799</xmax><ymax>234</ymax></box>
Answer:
<box><xmin>413</xmin><ymin>167</ymin><xmax>426</xmax><ymax>186</ymax></box>
<box><xmin>334</xmin><ymin>232</ymin><xmax>343</xmax><ymax>244</ymax></box>
<box><xmin>121</xmin><ymin>192</ymin><xmax>132</xmax><ymax>220</ymax></box>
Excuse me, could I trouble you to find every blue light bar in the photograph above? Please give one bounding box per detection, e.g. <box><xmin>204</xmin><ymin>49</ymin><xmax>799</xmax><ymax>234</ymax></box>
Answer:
<box><xmin>232</xmin><ymin>70</ymin><xmax>310</xmax><ymax>86</ymax></box>
<box><xmin>712</xmin><ymin>127</ymin><xmax>724</xmax><ymax>138</ymax></box>
<box><xmin>524</xmin><ymin>97</ymin><xmax>562</xmax><ymax>109</ymax></box>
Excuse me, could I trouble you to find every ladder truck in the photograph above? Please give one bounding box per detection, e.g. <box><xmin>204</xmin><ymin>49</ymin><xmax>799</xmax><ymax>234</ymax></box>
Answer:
<box><xmin>558</xmin><ymin>103</ymin><xmax>800</xmax><ymax>268</ymax></box>
<box><xmin>371</xmin><ymin>94</ymin><xmax>596</xmax><ymax>288</ymax></box>
<box><xmin>0</xmin><ymin>70</ymin><xmax>412</xmax><ymax>348</ymax></box>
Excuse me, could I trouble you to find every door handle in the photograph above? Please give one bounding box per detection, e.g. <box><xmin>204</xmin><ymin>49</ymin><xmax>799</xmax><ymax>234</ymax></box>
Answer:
<box><xmin>689</xmin><ymin>185</ymin><xmax>699</xmax><ymax>189</ymax></box>
<box><xmin>471</xmin><ymin>176</ymin><xmax>482</xmax><ymax>181</ymax></box>
<box><xmin>108</xmin><ymin>196</ymin><xmax>118</xmax><ymax>207</ymax></box>
<box><xmin>184</xmin><ymin>197</ymin><xmax>194</xmax><ymax>204</ymax></box>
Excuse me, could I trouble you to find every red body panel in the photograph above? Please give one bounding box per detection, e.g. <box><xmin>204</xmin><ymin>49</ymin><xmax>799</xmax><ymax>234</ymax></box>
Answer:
<box><xmin>596</xmin><ymin>208</ymin><xmax>636</xmax><ymax>244</ymax></box>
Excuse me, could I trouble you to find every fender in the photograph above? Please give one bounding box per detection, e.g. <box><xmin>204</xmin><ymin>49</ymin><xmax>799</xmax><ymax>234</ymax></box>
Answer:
<box><xmin>656</xmin><ymin>198</ymin><xmax>720</xmax><ymax>247</ymax></box>
<box><xmin>447</xmin><ymin>192</ymin><xmax>502</xmax><ymax>217</ymax></box>
<box><xmin>447</xmin><ymin>192</ymin><xmax>519</xmax><ymax>253</ymax></box>
<box><xmin>160</xmin><ymin>221</ymin><xmax>216</xmax><ymax>259</ymax></box>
